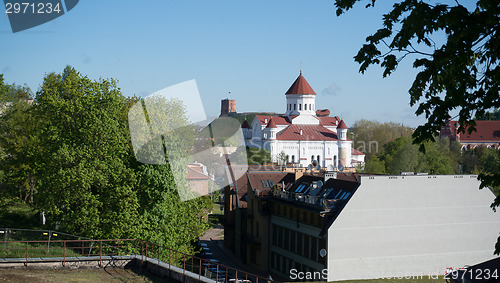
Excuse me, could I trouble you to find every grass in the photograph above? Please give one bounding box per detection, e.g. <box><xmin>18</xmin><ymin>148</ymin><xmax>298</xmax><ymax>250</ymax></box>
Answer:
<box><xmin>0</xmin><ymin>241</ymin><xmax>82</xmax><ymax>258</ymax></box>
<box><xmin>0</xmin><ymin>267</ymin><xmax>170</xmax><ymax>283</ymax></box>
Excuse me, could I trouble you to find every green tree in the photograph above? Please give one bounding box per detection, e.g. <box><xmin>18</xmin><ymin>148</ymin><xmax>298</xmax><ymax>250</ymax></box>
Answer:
<box><xmin>364</xmin><ymin>155</ymin><xmax>386</xmax><ymax>174</ymax></box>
<box><xmin>33</xmin><ymin>67</ymin><xmax>141</xmax><ymax>239</ymax></box>
<box><xmin>335</xmin><ymin>0</ymin><xmax>500</xmax><ymax>253</ymax></box>
<box><xmin>0</xmin><ymin>100</ymin><xmax>37</xmax><ymax>202</ymax></box>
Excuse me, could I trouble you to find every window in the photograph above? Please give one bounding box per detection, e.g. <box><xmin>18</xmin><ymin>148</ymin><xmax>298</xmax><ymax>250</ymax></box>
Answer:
<box><xmin>302</xmin><ymin>148</ymin><xmax>305</xmax><ymax>154</ymax></box>
<box><xmin>317</xmin><ymin>155</ymin><xmax>320</xmax><ymax>165</ymax></box>
<box><xmin>328</xmin><ymin>148</ymin><xmax>330</xmax><ymax>155</ymax></box>
<box><xmin>304</xmin><ymin>104</ymin><xmax>307</xmax><ymax>110</ymax></box>
<box><xmin>310</xmin><ymin>104</ymin><xmax>312</xmax><ymax>110</ymax></box>
<box><xmin>291</xmin><ymin>155</ymin><xmax>295</xmax><ymax>163</ymax></box>
<box><xmin>334</xmin><ymin>155</ymin><xmax>337</xmax><ymax>166</ymax></box>
<box><xmin>299</xmin><ymin>104</ymin><xmax>302</xmax><ymax>110</ymax></box>
<box><xmin>311</xmin><ymin>155</ymin><xmax>314</xmax><ymax>162</ymax></box>
<box><xmin>294</xmin><ymin>104</ymin><xmax>296</xmax><ymax>110</ymax></box>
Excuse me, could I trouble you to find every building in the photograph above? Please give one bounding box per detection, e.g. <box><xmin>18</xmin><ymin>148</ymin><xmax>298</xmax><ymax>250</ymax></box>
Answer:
<box><xmin>187</xmin><ymin>163</ymin><xmax>210</xmax><ymax>196</ymax></box>
<box><xmin>440</xmin><ymin>120</ymin><xmax>500</xmax><ymax>150</ymax></box>
<box><xmin>225</xmin><ymin>170</ymin><xmax>500</xmax><ymax>281</ymax></box>
<box><xmin>235</xmin><ymin>71</ymin><xmax>364</xmax><ymax>169</ymax></box>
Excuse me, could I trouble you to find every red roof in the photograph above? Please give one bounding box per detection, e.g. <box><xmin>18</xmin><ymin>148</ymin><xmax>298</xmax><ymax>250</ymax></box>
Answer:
<box><xmin>448</xmin><ymin>120</ymin><xmax>500</xmax><ymax>142</ymax></box>
<box><xmin>187</xmin><ymin>167</ymin><xmax>209</xmax><ymax>180</ymax></box>
<box><xmin>266</xmin><ymin>118</ymin><xmax>277</xmax><ymax>128</ymax></box>
<box><xmin>255</xmin><ymin>115</ymin><xmax>291</xmax><ymax>126</ymax></box>
<box><xmin>337</xmin><ymin>120</ymin><xmax>348</xmax><ymax>129</ymax></box>
<box><xmin>277</xmin><ymin>125</ymin><xmax>340</xmax><ymax>141</ymax></box>
<box><xmin>285</xmin><ymin>72</ymin><xmax>316</xmax><ymax>95</ymax></box>
<box><xmin>351</xmin><ymin>148</ymin><xmax>365</xmax><ymax>155</ymax></box>
<box><xmin>319</xmin><ymin>116</ymin><xmax>341</xmax><ymax>127</ymax></box>
<box><xmin>316</xmin><ymin>109</ymin><xmax>330</xmax><ymax>117</ymax></box>
<box><xmin>241</xmin><ymin>119</ymin><xmax>251</xmax><ymax>128</ymax></box>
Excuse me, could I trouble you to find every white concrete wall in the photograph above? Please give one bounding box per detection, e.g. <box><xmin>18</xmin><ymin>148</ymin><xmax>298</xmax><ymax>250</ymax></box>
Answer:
<box><xmin>327</xmin><ymin>175</ymin><xmax>500</xmax><ymax>281</ymax></box>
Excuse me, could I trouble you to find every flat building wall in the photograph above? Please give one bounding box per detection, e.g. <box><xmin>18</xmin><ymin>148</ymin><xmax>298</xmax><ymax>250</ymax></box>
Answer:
<box><xmin>327</xmin><ymin>175</ymin><xmax>500</xmax><ymax>281</ymax></box>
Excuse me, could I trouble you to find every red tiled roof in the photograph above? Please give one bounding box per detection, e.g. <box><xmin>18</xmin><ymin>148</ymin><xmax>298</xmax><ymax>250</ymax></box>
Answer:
<box><xmin>247</xmin><ymin>171</ymin><xmax>294</xmax><ymax>195</ymax></box>
<box><xmin>337</xmin><ymin>120</ymin><xmax>348</xmax><ymax>129</ymax></box>
<box><xmin>351</xmin><ymin>148</ymin><xmax>365</xmax><ymax>155</ymax></box>
<box><xmin>255</xmin><ymin>115</ymin><xmax>292</xmax><ymax>126</ymax></box>
<box><xmin>266</xmin><ymin>118</ymin><xmax>277</xmax><ymax>128</ymax></box>
<box><xmin>285</xmin><ymin>72</ymin><xmax>316</xmax><ymax>95</ymax></box>
<box><xmin>187</xmin><ymin>167</ymin><xmax>209</xmax><ymax>180</ymax></box>
<box><xmin>277</xmin><ymin>125</ymin><xmax>340</xmax><ymax>141</ymax></box>
<box><xmin>241</xmin><ymin>119</ymin><xmax>251</xmax><ymax>128</ymax></box>
<box><xmin>316</xmin><ymin>109</ymin><xmax>330</xmax><ymax>117</ymax></box>
<box><xmin>319</xmin><ymin>116</ymin><xmax>340</xmax><ymax>127</ymax></box>
<box><xmin>452</xmin><ymin>120</ymin><xmax>500</xmax><ymax>142</ymax></box>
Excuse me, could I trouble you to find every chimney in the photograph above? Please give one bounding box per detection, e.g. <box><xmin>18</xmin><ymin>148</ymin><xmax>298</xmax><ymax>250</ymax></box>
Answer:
<box><xmin>300</xmin><ymin>129</ymin><xmax>303</xmax><ymax>135</ymax></box>
<box><xmin>264</xmin><ymin>118</ymin><xmax>268</xmax><ymax>123</ymax></box>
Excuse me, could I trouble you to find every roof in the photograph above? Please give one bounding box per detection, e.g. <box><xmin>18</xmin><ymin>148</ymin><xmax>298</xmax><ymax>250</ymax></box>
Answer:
<box><xmin>255</xmin><ymin>115</ymin><xmax>292</xmax><ymax>126</ymax></box>
<box><xmin>266</xmin><ymin>118</ymin><xmax>277</xmax><ymax>128</ymax></box>
<box><xmin>235</xmin><ymin>174</ymin><xmax>249</xmax><ymax>208</ymax></box>
<box><xmin>187</xmin><ymin>166</ymin><xmax>209</xmax><ymax>180</ymax></box>
<box><xmin>449</xmin><ymin>120</ymin><xmax>500</xmax><ymax>142</ymax></box>
<box><xmin>319</xmin><ymin>116</ymin><xmax>341</xmax><ymax>127</ymax></box>
<box><xmin>316</xmin><ymin>109</ymin><xmax>330</xmax><ymax>117</ymax></box>
<box><xmin>337</xmin><ymin>120</ymin><xmax>348</xmax><ymax>129</ymax></box>
<box><xmin>241</xmin><ymin>119</ymin><xmax>251</xmax><ymax>128</ymax></box>
<box><xmin>247</xmin><ymin>171</ymin><xmax>295</xmax><ymax>195</ymax></box>
<box><xmin>276</xmin><ymin>125</ymin><xmax>340</xmax><ymax>141</ymax></box>
<box><xmin>352</xmin><ymin>148</ymin><xmax>365</xmax><ymax>155</ymax></box>
<box><xmin>285</xmin><ymin>71</ymin><xmax>316</xmax><ymax>95</ymax></box>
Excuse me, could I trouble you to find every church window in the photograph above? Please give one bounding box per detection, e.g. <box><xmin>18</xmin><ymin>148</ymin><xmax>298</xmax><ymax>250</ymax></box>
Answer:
<box><xmin>299</xmin><ymin>104</ymin><xmax>302</xmax><ymax>110</ymax></box>
<box><xmin>334</xmin><ymin>155</ymin><xmax>337</xmax><ymax>166</ymax></box>
<box><xmin>317</xmin><ymin>155</ymin><xmax>320</xmax><ymax>165</ymax></box>
<box><xmin>291</xmin><ymin>155</ymin><xmax>295</xmax><ymax>163</ymax></box>
<box><xmin>304</xmin><ymin>104</ymin><xmax>307</xmax><ymax>110</ymax></box>
<box><xmin>328</xmin><ymin>148</ymin><xmax>330</xmax><ymax>155</ymax></box>
<box><xmin>310</xmin><ymin>104</ymin><xmax>312</xmax><ymax>110</ymax></box>
<box><xmin>302</xmin><ymin>148</ymin><xmax>305</xmax><ymax>154</ymax></box>
<box><xmin>311</xmin><ymin>155</ymin><xmax>314</xmax><ymax>162</ymax></box>
<box><xmin>294</xmin><ymin>104</ymin><xmax>296</xmax><ymax>110</ymax></box>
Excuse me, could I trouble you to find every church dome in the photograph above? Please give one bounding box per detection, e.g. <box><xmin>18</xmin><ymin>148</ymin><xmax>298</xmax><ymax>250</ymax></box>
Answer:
<box><xmin>285</xmin><ymin>71</ymin><xmax>316</xmax><ymax>95</ymax></box>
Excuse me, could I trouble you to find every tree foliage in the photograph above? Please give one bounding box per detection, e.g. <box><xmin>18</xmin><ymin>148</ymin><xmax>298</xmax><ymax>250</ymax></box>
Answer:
<box><xmin>0</xmin><ymin>67</ymin><xmax>210</xmax><ymax>253</ymax></box>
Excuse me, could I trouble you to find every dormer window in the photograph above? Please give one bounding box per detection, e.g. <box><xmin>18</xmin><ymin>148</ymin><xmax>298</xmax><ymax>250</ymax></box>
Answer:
<box><xmin>265</xmin><ymin>118</ymin><xmax>268</xmax><ymax>123</ymax></box>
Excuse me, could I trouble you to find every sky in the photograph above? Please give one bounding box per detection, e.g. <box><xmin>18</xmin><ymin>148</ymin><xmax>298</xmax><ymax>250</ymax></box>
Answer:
<box><xmin>0</xmin><ymin>0</ymin><xmax>432</xmax><ymax>127</ymax></box>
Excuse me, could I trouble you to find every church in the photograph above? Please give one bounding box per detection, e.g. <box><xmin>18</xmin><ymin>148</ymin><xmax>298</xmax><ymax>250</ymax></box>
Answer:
<box><xmin>232</xmin><ymin>71</ymin><xmax>364</xmax><ymax>169</ymax></box>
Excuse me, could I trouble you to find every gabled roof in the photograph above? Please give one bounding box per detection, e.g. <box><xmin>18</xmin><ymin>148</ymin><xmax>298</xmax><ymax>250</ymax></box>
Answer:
<box><xmin>266</xmin><ymin>118</ymin><xmax>277</xmax><ymax>128</ymax></box>
<box><xmin>277</xmin><ymin>125</ymin><xmax>340</xmax><ymax>141</ymax></box>
<box><xmin>337</xmin><ymin>120</ymin><xmax>348</xmax><ymax>129</ymax></box>
<box><xmin>241</xmin><ymin>119</ymin><xmax>251</xmax><ymax>128</ymax></box>
<box><xmin>285</xmin><ymin>71</ymin><xmax>316</xmax><ymax>95</ymax></box>
<box><xmin>319</xmin><ymin>116</ymin><xmax>341</xmax><ymax>127</ymax></box>
<box><xmin>352</xmin><ymin>148</ymin><xmax>365</xmax><ymax>156</ymax></box>
<box><xmin>255</xmin><ymin>115</ymin><xmax>292</xmax><ymax>126</ymax></box>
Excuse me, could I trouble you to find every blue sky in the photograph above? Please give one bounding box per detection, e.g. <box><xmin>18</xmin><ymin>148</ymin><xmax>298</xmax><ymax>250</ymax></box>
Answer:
<box><xmin>1</xmin><ymin>0</ymin><xmax>430</xmax><ymax>127</ymax></box>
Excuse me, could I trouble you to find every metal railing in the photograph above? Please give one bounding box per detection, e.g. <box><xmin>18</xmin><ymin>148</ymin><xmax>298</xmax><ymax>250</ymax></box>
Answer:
<box><xmin>1</xmin><ymin>238</ymin><xmax>274</xmax><ymax>283</ymax></box>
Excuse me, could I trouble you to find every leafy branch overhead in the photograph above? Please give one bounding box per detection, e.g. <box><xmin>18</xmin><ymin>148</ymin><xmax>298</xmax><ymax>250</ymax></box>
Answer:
<box><xmin>335</xmin><ymin>0</ymin><xmax>500</xmax><ymax>144</ymax></box>
<box><xmin>335</xmin><ymin>0</ymin><xmax>500</xmax><ymax>254</ymax></box>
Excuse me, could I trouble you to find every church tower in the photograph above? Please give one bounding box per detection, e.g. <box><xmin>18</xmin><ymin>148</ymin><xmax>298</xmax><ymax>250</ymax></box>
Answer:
<box><xmin>285</xmin><ymin>71</ymin><xmax>319</xmax><ymax>125</ymax></box>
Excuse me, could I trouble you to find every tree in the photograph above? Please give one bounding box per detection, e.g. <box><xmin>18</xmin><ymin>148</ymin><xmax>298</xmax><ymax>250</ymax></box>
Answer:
<box><xmin>33</xmin><ymin>67</ymin><xmax>141</xmax><ymax>239</ymax></box>
<box><xmin>335</xmin><ymin>0</ymin><xmax>500</xmax><ymax>253</ymax></box>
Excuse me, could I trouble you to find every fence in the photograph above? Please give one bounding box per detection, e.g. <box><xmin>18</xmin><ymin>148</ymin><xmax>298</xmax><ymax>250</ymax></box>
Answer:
<box><xmin>1</xmin><ymin>229</ymin><xmax>274</xmax><ymax>283</ymax></box>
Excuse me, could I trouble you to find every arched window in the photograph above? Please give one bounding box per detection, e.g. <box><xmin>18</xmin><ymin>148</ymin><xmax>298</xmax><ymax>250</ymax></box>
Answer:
<box><xmin>317</xmin><ymin>155</ymin><xmax>320</xmax><ymax>165</ymax></box>
<box><xmin>294</xmin><ymin>104</ymin><xmax>296</xmax><ymax>110</ymax></box>
<box><xmin>291</xmin><ymin>155</ymin><xmax>295</xmax><ymax>163</ymax></box>
<box><xmin>302</xmin><ymin>148</ymin><xmax>305</xmax><ymax>154</ymax></box>
<box><xmin>304</xmin><ymin>104</ymin><xmax>307</xmax><ymax>110</ymax></box>
<box><xmin>334</xmin><ymin>155</ymin><xmax>337</xmax><ymax>166</ymax></box>
<box><xmin>299</xmin><ymin>104</ymin><xmax>302</xmax><ymax>110</ymax></box>
<box><xmin>310</xmin><ymin>104</ymin><xmax>312</xmax><ymax>111</ymax></box>
<box><xmin>328</xmin><ymin>148</ymin><xmax>331</xmax><ymax>155</ymax></box>
<box><xmin>311</xmin><ymin>155</ymin><xmax>314</xmax><ymax>162</ymax></box>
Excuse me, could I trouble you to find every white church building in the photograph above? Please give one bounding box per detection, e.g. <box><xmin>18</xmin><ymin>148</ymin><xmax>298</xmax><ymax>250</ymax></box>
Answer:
<box><xmin>241</xmin><ymin>71</ymin><xmax>364</xmax><ymax>168</ymax></box>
